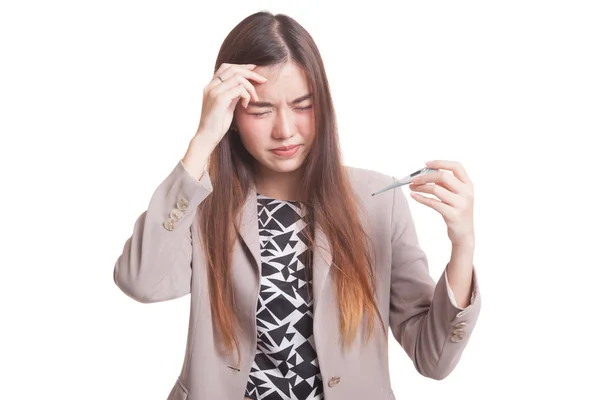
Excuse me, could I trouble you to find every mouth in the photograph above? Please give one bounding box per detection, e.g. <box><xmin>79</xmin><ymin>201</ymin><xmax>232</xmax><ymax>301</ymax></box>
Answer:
<box><xmin>270</xmin><ymin>144</ymin><xmax>301</xmax><ymax>157</ymax></box>
<box><xmin>271</xmin><ymin>145</ymin><xmax>300</xmax><ymax>151</ymax></box>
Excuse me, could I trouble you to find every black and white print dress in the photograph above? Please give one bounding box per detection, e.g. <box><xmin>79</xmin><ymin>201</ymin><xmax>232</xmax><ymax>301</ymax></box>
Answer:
<box><xmin>244</xmin><ymin>194</ymin><xmax>324</xmax><ymax>400</ymax></box>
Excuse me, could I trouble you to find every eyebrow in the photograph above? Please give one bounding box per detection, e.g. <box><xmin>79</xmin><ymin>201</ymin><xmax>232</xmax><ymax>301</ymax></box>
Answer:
<box><xmin>247</xmin><ymin>93</ymin><xmax>313</xmax><ymax>108</ymax></box>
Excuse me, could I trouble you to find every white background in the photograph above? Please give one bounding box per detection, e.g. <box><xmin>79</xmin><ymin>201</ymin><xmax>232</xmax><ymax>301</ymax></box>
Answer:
<box><xmin>1</xmin><ymin>1</ymin><xmax>599</xmax><ymax>399</ymax></box>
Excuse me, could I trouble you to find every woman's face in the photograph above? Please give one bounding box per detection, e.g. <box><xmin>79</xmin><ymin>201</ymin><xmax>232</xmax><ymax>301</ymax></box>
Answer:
<box><xmin>233</xmin><ymin>62</ymin><xmax>316</xmax><ymax>176</ymax></box>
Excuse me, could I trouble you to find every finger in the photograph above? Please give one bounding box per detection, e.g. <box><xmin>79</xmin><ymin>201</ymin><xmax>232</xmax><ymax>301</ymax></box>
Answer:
<box><xmin>425</xmin><ymin>160</ymin><xmax>472</xmax><ymax>185</ymax></box>
<box><xmin>214</xmin><ymin>63</ymin><xmax>256</xmax><ymax>79</ymax></box>
<box><xmin>207</xmin><ymin>78</ymin><xmax>247</xmax><ymax>104</ymax></box>
<box><xmin>224</xmin><ymin>84</ymin><xmax>251</xmax><ymax>109</ymax></box>
<box><xmin>207</xmin><ymin>64</ymin><xmax>259</xmax><ymax>91</ymax></box>
<box><xmin>206</xmin><ymin>69</ymin><xmax>267</xmax><ymax>94</ymax></box>
<box><xmin>239</xmin><ymin>87</ymin><xmax>251</xmax><ymax>109</ymax></box>
<box><xmin>237</xmin><ymin>76</ymin><xmax>260</xmax><ymax>102</ymax></box>
<box><xmin>409</xmin><ymin>183</ymin><xmax>462</xmax><ymax>207</ymax></box>
<box><xmin>220</xmin><ymin>68</ymin><xmax>268</xmax><ymax>86</ymax></box>
<box><xmin>208</xmin><ymin>76</ymin><xmax>242</xmax><ymax>96</ymax></box>
<box><xmin>411</xmin><ymin>170</ymin><xmax>464</xmax><ymax>194</ymax></box>
<box><xmin>207</xmin><ymin>63</ymin><xmax>235</xmax><ymax>89</ymax></box>
<box><xmin>206</xmin><ymin>71</ymin><xmax>232</xmax><ymax>91</ymax></box>
<box><xmin>409</xmin><ymin>192</ymin><xmax>453</xmax><ymax>216</ymax></box>
<box><xmin>211</xmin><ymin>75</ymin><xmax>259</xmax><ymax>103</ymax></box>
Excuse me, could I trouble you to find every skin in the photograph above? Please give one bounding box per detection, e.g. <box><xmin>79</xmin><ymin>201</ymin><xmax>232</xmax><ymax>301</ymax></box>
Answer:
<box><xmin>409</xmin><ymin>160</ymin><xmax>476</xmax><ymax>307</ymax></box>
<box><xmin>221</xmin><ymin>63</ymin><xmax>476</xmax><ymax>307</ymax></box>
<box><xmin>215</xmin><ymin>66</ymin><xmax>476</xmax><ymax>398</ymax></box>
<box><xmin>233</xmin><ymin>61</ymin><xmax>316</xmax><ymax>202</ymax></box>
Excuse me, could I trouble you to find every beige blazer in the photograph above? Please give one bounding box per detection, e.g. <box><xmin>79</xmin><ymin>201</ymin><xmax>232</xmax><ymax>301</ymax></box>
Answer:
<box><xmin>113</xmin><ymin>160</ymin><xmax>481</xmax><ymax>400</ymax></box>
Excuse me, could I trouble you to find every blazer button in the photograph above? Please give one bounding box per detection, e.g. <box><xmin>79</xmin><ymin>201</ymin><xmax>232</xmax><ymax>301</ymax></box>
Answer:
<box><xmin>451</xmin><ymin>332</ymin><xmax>464</xmax><ymax>342</ymax></box>
<box><xmin>170</xmin><ymin>208</ymin><xmax>184</xmax><ymax>221</ymax></box>
<box><xmin>163</xmin><ymin>219</ymin><xmax>176</xmax><ymax>231</ymax></box>
<box><xmin>177</xmin><ymin>198</ymin><xmax>189</xmax><ymax>211</ymax></box>
<box><xmin>454</xmin><ymin>321</ymin><xmax>467</xmax><ymax>329</ymax></box>
<box><xmin>328</xmin><ymin>376</ymin><xmax>341</xmax><ymax>387</ymax></box>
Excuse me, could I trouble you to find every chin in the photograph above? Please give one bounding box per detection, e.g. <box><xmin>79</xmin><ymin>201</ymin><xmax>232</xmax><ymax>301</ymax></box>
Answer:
<box><xmin>266</xmin><ymin>160</ymin><xmax>305</xmax><ymax>173</ymax></box>
<box><xmin>255</xmin><ymin>152</ymin><xmax>307</xmax><ymax>174</ymax></box>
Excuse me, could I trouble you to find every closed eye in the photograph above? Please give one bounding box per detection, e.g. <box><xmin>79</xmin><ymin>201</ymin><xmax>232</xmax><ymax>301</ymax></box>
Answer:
<box><xmin>249</xmin><ymin>105</ymin><xmax>313</xmax><ymax>117</ymax></box>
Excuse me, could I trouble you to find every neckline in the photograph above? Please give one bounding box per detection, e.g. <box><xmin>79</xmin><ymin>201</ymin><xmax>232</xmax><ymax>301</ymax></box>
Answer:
<box><xmin>256</xmin><ymin>193</ymin><xmax>302</xmax><ymax>204</ymax></box>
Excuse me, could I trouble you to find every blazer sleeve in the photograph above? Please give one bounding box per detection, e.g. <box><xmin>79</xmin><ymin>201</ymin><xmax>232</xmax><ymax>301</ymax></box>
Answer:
<box><xmin>388</xmin><ymin>176</ymin><xmax>481</xmax><ymax>380</ymax></box>
<box><xmin>113</xmin><ymin>160</ymin><xmax>213</xmax><ymax>303</ymax></box>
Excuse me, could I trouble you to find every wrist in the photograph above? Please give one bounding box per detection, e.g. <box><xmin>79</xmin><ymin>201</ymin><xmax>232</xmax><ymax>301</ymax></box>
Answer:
<box><xmin>192</xmin><ymin>130</ymin><xmax>220</xmax><ymax>149</ymax></box>
<box><xmin>181</xmin><ymin>135</ymin><xmax>216</xmax><ymax>180</ymax></box>
<box><xmin>451</xmin><ymin>234</ymin><xmax>475</xmax><ymax>249</ymax></box>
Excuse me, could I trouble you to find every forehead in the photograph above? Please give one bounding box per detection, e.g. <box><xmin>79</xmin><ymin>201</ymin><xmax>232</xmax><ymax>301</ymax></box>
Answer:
<box><xmin>254</xmin><ymin>62</ymin><xmax>310</xmax><ymax>100</ymax></box>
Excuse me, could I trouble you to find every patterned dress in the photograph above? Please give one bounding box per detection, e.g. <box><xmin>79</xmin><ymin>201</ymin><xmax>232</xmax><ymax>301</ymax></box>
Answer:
<box><xmin>244</xmin><ymin>194</ymin><xmax>324</xmax><ymax>400</ymax></box>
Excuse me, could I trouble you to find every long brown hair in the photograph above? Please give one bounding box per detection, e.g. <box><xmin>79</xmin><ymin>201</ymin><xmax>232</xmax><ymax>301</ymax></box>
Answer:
<box><xmin>197</xmin><ymin>11</ymin><xmax>385</xmax><ymax>364</ymax></box>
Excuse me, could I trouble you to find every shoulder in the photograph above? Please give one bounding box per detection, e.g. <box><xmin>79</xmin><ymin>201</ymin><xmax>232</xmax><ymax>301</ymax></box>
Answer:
<box><xmin>342</xmin><ymin>165</ymin><xmax>401</xmax><ymax>220</ymax></box>
<box><xmin>342</xmin><ymin>164</ymin><xmax>415</xmax><ymax>224</ymax></box>
<box><xmin>343</xmin><ymin>165</ymin><xmax>396</xmax><ymax>194</ymax></box>
<box><xmin>342</xmin><ymin>165</ymin><xmax>405</xmax><ymax>242</ymax></box>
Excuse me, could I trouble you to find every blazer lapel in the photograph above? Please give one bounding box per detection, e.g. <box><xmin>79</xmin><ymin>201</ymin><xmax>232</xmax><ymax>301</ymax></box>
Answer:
<box><xmin>237</xmin><ymin>183</ymin><xmax>261</xmax><ymax>272</ymax></box>
<box><xmin>237</xmin><ymin>183</ymin><xmax>332</xmax><ymax>272</ymax></box>
<box><xmin>236</xmin><ymin>184</ymin><xmax>333</xmax><ymax>324</ymax></box>
<box><xmin>311</xmin><ymin>223</ymin><xmax>332</xmax><ymax>312</ymax></box>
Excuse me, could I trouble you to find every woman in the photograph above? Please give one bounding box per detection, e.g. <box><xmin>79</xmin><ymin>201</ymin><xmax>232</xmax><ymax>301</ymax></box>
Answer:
<box><xmin>113</xmin><ymin>10</ymin><xmax>481</xmax><ymax>400</ymax></box>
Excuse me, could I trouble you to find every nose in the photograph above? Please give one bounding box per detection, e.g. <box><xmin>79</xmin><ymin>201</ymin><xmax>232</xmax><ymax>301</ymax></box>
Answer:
<box><xmin>272</xmin><ymin>108</ymin><xmax>294</xmax><ymax>140</ymax></box>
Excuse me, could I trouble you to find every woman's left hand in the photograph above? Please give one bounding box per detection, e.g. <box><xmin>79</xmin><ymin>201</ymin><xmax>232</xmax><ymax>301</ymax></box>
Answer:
<box><xmin>408</xmin><ymin>160</ymin><xmax>475</xmax><ymax>247</ymax></box>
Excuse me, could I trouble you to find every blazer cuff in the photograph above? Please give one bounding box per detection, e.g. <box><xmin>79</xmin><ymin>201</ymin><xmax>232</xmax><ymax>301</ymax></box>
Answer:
<box><xmin>149</xmin><ymin>160</ymin><xmax>213</xmax><ymax>233</ymax></box>
<box><xmin>442</xmin><ymin>266</ymin><xmax>480</xmax><ymax>318</ymax></box>
<box><xmin>445</xmin><ymin>268</ymin><xmax>477</xmax><ymax>315</ymax></box>
<box><xmin>178</xmin><ymin>159</ymin><xmax>210</xmax><ymax>187</ymax></box>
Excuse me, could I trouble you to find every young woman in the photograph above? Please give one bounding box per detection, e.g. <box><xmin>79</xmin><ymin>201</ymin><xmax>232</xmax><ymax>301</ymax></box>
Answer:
<box><xmin>113</xmin><ymin>10</ymin><xmax>481</xmax><ymax>400</ymax></box>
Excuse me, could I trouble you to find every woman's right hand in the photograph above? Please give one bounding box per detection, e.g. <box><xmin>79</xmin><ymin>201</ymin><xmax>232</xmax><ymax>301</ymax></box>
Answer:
<box><xmin>182</xmin><ymin>63</ymin><xmax>268</xmax><ymax>180</ymax></box>
<box><xmin>195</xmin><ymin>63</ymin><xmax>268</xmax><ymax>144</ymax></box>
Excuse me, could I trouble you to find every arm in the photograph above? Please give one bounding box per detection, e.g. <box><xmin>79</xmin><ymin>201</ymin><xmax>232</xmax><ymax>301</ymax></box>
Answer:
<box><xmin>113</xmin><ymin>158</ymin><xmax>213</xmax><ymax>303</ymax></box>
<box><xmin>388</xmin><ymin>176</ymin><xmax>481</xmax><ymax>380</ymax></box>
<box><xmin>113</xmin><ymin>62</ymin><xmax>264</xmax><ymax>303</ymax></box>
